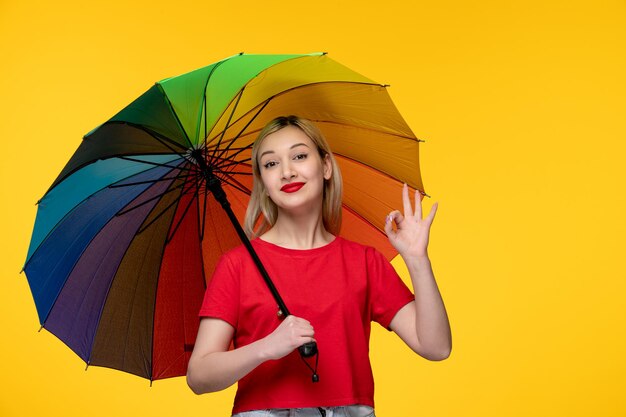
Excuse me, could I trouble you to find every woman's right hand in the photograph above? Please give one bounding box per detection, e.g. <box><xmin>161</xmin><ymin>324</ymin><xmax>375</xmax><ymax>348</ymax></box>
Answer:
<box><xmin>259</xmin><ymin>315</ymin><xmax>316</xmax><ymax>360</ymax></box>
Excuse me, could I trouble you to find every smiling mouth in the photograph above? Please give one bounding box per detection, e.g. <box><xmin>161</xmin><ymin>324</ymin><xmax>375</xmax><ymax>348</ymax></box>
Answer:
<box><xmin>280</xmin><ymin>182</ymin><xmax>305</xmax><ymax>193</ymax></box>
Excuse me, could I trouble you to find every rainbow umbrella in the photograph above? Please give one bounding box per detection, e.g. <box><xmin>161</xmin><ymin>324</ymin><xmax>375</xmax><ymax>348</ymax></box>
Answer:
<box><xmin>23</xmin><ymin>52</ymin><xmax>426</xmax><ymax>382</ymax></box>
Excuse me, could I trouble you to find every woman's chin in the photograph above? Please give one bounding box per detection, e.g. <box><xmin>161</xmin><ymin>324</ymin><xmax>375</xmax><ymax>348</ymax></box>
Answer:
<box><xmin>274</xmin><ymin>198</ymin><xmax>322</xmax><ymax>216</ymax></box>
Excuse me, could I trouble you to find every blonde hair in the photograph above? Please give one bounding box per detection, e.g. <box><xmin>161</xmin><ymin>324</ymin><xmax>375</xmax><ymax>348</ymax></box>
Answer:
<box><xmin>244</xmin><ymin>115</ymin><xmax>343</xmax><ymax>238</ymax></box>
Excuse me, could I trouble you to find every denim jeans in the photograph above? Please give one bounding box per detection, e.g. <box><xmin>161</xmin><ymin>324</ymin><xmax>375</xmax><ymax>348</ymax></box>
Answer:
<box><xmin>232</xmin><ymin>404</ymin><xmax>375</xmax><ymax>417</ymax></box>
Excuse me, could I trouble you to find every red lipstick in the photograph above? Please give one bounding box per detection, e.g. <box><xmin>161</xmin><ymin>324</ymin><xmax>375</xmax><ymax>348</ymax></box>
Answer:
<box><xmin>280</xmin><ymin>182</ymin><xmax>305</xmax><ymax>193</ymax></box>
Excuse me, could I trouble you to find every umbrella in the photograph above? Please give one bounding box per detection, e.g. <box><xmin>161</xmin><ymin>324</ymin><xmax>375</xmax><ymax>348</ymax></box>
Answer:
<box><xmin>23</xmin><ymin>52</ymin><xmax>427</xmax><ymax>382</ymax></box>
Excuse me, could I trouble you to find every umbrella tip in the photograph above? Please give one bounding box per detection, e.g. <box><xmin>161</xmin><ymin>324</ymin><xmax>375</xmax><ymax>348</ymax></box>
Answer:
<box><xmin>322</xmin><ymin>51</ymin><xmax>328</xmax><ymax>55</ymax></box>
<box><xmin>239</xmin><ymin>51</ymin><xmax>244</xmax><ymax>55</ymax></box>
<box><xmin>38</xmin><ymin>325</ymin><xmax>44</xmax><ymax>333</ymax></box>
<box><xmin>381</xmin><ymin>84</ymin><xmax>390</xmax><ymax>88</ymax></box>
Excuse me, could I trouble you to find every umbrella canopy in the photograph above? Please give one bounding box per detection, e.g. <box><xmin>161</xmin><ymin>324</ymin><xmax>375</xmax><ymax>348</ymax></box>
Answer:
<box><xmin>23</xmin><ymin>52</ymin><xmax>426</xmax><ymax>382</ymax></box>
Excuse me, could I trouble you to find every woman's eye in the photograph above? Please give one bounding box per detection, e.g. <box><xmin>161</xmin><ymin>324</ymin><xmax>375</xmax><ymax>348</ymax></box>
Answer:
<box><xmin>262</xmin><ymin>154</ymin><xmax>306</xmax><ymax>169</ymax></box>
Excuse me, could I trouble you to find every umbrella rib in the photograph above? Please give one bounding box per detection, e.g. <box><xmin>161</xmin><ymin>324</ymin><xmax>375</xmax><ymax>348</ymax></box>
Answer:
<box><xmin>180</xmin><ymin>181</ymin><xmax>204</xmax><ymax>196</ymax></box>
<box><xmin>208</xmin><ymin>88</ymin><xmax>245</xmax><ymax>164</ymax></box>
<box><xmin>220</xmin><ymin>155</ymin><xmax>252</xmax><ymax>180</ymax></box>
<box><xmin>210</xmin><ymin>96</ymin><xmax>272</xmax><ymax>164</ymax></box>
<box><xmin>209</xmin><ymin>154</ymin><xmax>252</xmax><ymax>167</ymax></box>
<box><xmin>206</xmin><ymin>145</ymin><xmax>253</xmax><ymax>152</ymax></box>
<box><xmin>104</xmin><ymin>121</ymin><xmax>190</xmax><ymax>154</ymax></box>
<box><xmin>215</xmin><ymin>152</ymin><xmax>253</xmax><ymax>185</ymax></box>
<box><xmin>135</xmin><ymin>194</ymin><xmax>180</xmax><ymax>236</ymax></box>
<box><xmin>118</xmin><ymin>156</ymin><xmax>195</xmax><ymax>172</ymax></box>
<box><xmin>201</xmin><ymin>55</ymin><xmax>233</xmax><ymax>145</ymax></box>
<box><xmin>334</xmin><ymin>153</ymin><xmax>428</xmax><ymax>196</ymax></box>
<box><xmin>218</xmin><ymin>174</ymin><xmax>252</xmax><ymax>195</ymax></box>
<box><xmin>203</xmin><ymin>54</ymin><xmax>320</xmax><ymax>149</ymax></box>
<box><xmin>213</xmin><ymin>170</ymin><xmax>252</xmax><ymax>176</ymax></box>
<box><xmin>341</xmin><ymin>202</ymin><xmax>390</xmax><ymax>238</ymax></box>
<box><xmin>154</xmin><ymin>83</ymin><xmax>195</xmax><ymax>149</ymax></box>
<box><xmin>313</xmin><ymin>119</ymin><xmax>422</xmax><ymax>141</ymax></box>
<box><xmin>217</xmin><ymin>157</ymin><xmax>252</xmax><ymax>170</ymax></box>
<box><xmin>154</xmin><ymin>170</ymin><xmax>210</xmax><ymax>378</ymax></box>
<box><xmin>124</xmin><ymin>172</ymin><xmax>193</xmax><ymax>380</ymax></box>
<box><xmin>115</xmin><ymin>182</ymin><xmax>186</xmax><ymax>217</ymax></box>
<box><xmin>109</xmin><ymin>161</ymin><xmax>190</xmax><ymax>216</ymax></box>
<box><xmin>197</xmin><ymin>208</ymin><xmax>208</xmax><ymax>290</ymax></box>
<box><xmin>43</xmin><ymin>154</ymin><xmax>186</xmax><ymax>200</ymax></box>
<box><xmin>204</xmin><ymin>81</ymin><xmax>418</xmax><ymax>144</ymax></box>
<box><xmin>135</xmin><ymin>176</ymin><xmax>189</xmax><ymax>235</ymax></box>
<box><xmin>165</xmin><ymin>177</ymin><xmax>201</xmax><ymax>244</ymax></box>
<box><xmin>193</xmin><ymin>164</ymin><xmax>203</xmax><ymax>241</ymax></box>
<box><xmin>209</xmin><ymin>115</ymin><xmax>420</xmax><ymax>145</ymax></box>
<box><xmin>198</xmin><ymin>178</ymin><xmax>208</xmax><ymax>241</ymax></box>
<box><xmin>213</xmin><ymin>143</ymin><xmax>254</xmax><ymax>170</ymax></box>
<box><xmin>108</xmin><ymin>173</ymin><xmax>198</xmax><ymax>188</ymax></box>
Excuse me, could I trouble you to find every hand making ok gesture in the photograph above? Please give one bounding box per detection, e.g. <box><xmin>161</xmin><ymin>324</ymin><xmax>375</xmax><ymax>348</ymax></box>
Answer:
<box><xmin>384</xmin><ymin>183</ymin><xmax>438</xmax><ymax>260</ymax></box>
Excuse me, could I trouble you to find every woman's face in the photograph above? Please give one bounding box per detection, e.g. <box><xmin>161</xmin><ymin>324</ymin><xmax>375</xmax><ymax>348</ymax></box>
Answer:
<box><xmin>257</xmin><ymin>125</ymin><xmax>332</xmax><ymax>215</ymax></box>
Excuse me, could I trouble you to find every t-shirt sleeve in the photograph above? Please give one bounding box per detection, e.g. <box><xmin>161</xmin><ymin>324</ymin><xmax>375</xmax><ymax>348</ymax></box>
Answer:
<box><xmin>367</xmin><ymin>247</ymin><xmax>415</xmax><ymax>330</ymax></box>
<box><xmin>198</xmin><ymin>253</ymin><xmax>239</xmax><ymax>329</ymax></box>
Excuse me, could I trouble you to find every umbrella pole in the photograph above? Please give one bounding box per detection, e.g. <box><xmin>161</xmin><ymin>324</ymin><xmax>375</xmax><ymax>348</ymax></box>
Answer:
<box><xmin>194</xmin><ymin>151</ymin><xmax>319</xmax><ymax>364</ymax></box>
<box><xmin>209</xmin><ymin>176</ymin><xmax>290</xmax><ymax>317</ymax></box>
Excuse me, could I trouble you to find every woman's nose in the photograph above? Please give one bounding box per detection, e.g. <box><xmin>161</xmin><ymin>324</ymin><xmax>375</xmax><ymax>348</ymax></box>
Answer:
<box><xmin>281</xmin><ymin>162</ymin><xmax>296</xmax><ymax>179</ymax></box>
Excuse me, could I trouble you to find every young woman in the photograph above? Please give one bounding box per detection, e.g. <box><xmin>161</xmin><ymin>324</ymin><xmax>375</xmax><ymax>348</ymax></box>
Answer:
<box><xmin>187</xmin><ymin>116</ymin><xmax>451</xmax><ymax>417</ymax></box>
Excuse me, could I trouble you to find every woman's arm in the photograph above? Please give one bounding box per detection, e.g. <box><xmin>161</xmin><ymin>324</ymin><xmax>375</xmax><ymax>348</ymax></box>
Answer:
<box><xmin>187</xmin><ymin>315</ymin><xmax>316</xmax><ymax>394</ymax></box>
<box><xmin>187</xmin><ymin>318</ymin><xmax>264</xmax><ymax>393</ymax></box>
<box><xmin>384</xmin><ymin>183</ymin><xmax>451</xmax><ymax>361</ymax></box>
<box><xmin>389</xmin><ymin>256</ymin><xmax>451</xmax><ymax>361</ymax></box>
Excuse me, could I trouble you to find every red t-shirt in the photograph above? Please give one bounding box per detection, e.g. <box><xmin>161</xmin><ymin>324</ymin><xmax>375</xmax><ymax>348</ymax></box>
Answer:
<box><xmin>198</xmin><ymin>236</ymin><xmax>414</xmax><ymax>414</ymax></box>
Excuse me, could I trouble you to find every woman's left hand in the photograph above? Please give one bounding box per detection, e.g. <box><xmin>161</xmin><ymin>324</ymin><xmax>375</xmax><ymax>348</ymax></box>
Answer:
<box><xmin>384</xmin><ymin>183</ymin><xmax>438</xmax><ymax>260</ymax></box>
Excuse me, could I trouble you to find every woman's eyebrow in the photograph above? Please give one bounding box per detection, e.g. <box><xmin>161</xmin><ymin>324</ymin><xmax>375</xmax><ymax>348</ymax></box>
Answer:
<box><xmin>259</xmin><ymin>143</ymin><xmax>310</xmax><ymax>158</ymax></box>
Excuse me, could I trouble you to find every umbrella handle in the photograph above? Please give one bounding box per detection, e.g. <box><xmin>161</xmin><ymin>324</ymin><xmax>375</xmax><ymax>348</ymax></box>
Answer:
<box><xmin>299</xmin><ymin>341</ymin><xmax>318</xmax><ymax>358</ymax></box>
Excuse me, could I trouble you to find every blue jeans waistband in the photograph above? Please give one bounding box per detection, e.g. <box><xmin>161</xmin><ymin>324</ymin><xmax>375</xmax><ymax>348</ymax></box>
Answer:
<box><xmin>232</xmin><ymin>404</ymin><xmax>375</xmax><ymax>417</ymax></box>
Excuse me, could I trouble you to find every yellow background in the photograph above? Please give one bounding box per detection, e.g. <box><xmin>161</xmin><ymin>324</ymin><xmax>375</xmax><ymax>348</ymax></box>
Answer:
<box><xmin>1</xmin><ymin>0</ymin><xmax>625</xmax><ymax>416</ymax></box>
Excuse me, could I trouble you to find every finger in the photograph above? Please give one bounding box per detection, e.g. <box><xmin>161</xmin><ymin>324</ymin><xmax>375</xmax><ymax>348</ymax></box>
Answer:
<box><xmin>300</xmin><ymin>324</ymin><xmax>313</xmax><ymax>332</ymax></box>
<box><xmin>293</xmin><ymin>318</ymin><xmax>314</xmax><ymax>331</ymax></box>
<box><xmin>300</xmin><ymin>327</ymin><xmax>315</xmax><ymax>337</ymax></box>
<box><xmin>402</xmin><ymin>183</ymin><xmax>412</xmax><ymax>218</ymax></box>
<box><xmin>425</xmin><ymin>202</ymin><xmax>438</xmax><ymax>225</ymax></box>
<box><xmin>414</xmin><ymin>189</ymin><xmax>423</xmax><ymax>219</ymax></box>
<box><xmin>286</xmin><ymin>318</ymin><xmax>309</xmax><ymax>331</ymax></box>
<box><xmin>288</xmin><ymin>316</ymin><xmax>311</xmax><ymax>326</ymax></box>
<box><xmin>385</xmin><ymin>211</ymin><xmax>402</xmax><ymax>235</ymax></box>
<box><xmin>391</xmin><ymin>210</ymin><xmax>404</xmax><ymax>226</ymax></box>
<box><xmin>384</xmin><ymin>213</ymin><xmax>396</xmax><ymax>238</ymax></box>
<box><xmin>293</xmin><ymin>317</ymin><xmax>311</xmax><ymax>325</ymax></box>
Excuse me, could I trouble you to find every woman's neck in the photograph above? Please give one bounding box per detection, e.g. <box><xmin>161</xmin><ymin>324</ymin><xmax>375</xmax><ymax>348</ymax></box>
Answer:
<box><xmin>260</xmin><ymin>210</ymin><xmax>334</xmax><ymax>250</ymax></box>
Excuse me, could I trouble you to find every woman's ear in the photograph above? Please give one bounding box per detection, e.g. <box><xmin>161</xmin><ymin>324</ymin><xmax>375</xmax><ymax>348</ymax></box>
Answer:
<box><xmin>323</xmin><ymin>154</ymin><xmax>332</xmax><ymax>180</ymax></box>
